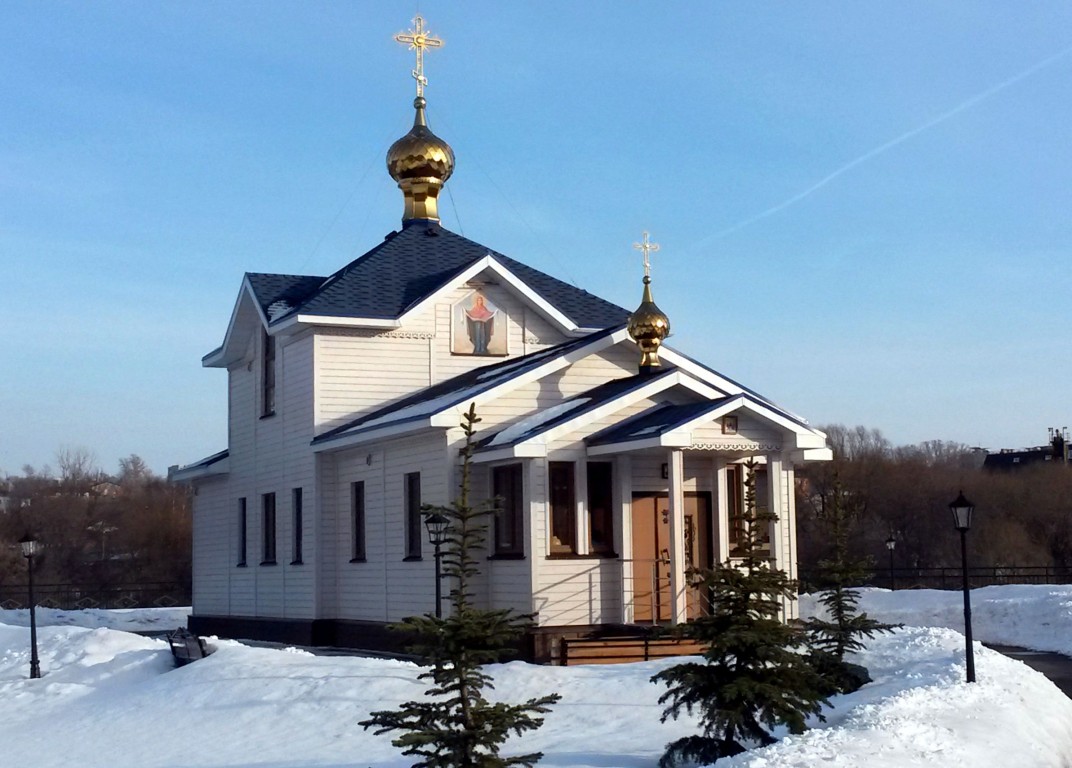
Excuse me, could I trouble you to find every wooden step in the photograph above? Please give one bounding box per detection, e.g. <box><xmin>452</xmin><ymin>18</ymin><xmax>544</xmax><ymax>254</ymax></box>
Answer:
<box><xmin>561</xmin><ymin>636</ymin><xmax>705</xmax><ymax>665</ymax></box>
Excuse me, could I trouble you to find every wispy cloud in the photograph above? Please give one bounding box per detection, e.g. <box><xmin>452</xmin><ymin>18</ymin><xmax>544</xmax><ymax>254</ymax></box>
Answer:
<box><xmin>692</xmin><ymin>42</ymin><xmax>1072</xmax><ymax>247</ymax></box>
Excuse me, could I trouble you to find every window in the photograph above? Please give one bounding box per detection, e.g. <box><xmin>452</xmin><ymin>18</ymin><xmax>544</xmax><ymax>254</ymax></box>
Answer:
<box><xmin>262</xmin><ymin>331</ymin><xmax>276</xmax><ymax>417</ymax></box>
<box><xmin>404</xmin><ymin>472</ymin><xmax>422</xmax><ymax>559</ymax></box>
<box><xmin>291</xmin><ymin>488</ymin><xmax>303</xmax><ymax>565</ymax></box>
<box><xmin>727</xmin><ymin>463</ymin><xmax>769</xmax><ymax>554</ymax></box>
<box><xmin>262</xmin><ymin>492</ymin><xmax>277</xmax><ymax>564</ymax></box>
<box><xmin>492</xmin><ymin>464</ymin><xmax>524</xmax><ymax>556</ymax></box>
<box><xmin>237</xmin><ymin>498</ymin><xmax>247</xmax><ymax>566</ymax></box>
<box><xmin>549</xmin><ymin>461</ymin><xmax>576</xmax><ymax>555</ymax></box>
<box><xmin>351</xmin><ymin>481</ymin><xmax>366</xmax><ymax>562</ymax></box>
<box><xmin>587</xmin><ymin>462</ymin><xmax>614</xmax><ymax>555</ymax></box>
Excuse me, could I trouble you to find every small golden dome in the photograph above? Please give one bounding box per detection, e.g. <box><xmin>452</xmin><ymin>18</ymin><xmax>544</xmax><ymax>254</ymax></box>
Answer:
<box><xmin>386</xmin><ymin>97</ymin><xmax>455</xmax><ymax>222</ymax></box>
<box><xmin>628</xmin><ymin>276</ymin><xmax>671</xmax><ymax>371</ymax></box>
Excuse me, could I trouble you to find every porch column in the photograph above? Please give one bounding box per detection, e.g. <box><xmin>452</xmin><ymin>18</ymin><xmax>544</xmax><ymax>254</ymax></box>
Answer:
<box><xmin>765</xmin><ymin>453</ymin><xmax>784</xmax><ymax>568</ymax></box>
<box><xmin>712</xmin><ymin>456</ymin><xmax>730</xmax><ymax>562</ymax></box>
<box><xmin>667</xmin><ymin>449</ymin><xmax>688</xmax><ymax>624</ymax></box>
<box><xmin>617</xmin><ymin>455</ymin><xmax>635</xmax><ymax>624</ymax></box>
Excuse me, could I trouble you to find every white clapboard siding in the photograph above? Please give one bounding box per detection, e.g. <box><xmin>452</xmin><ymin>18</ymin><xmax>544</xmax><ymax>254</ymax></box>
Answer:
<box><xmin>533</xmin><ymin>558</ymin><xmax>623</xmax><ymax>626</ymax></box>
<box><xmin>313</xmin><ymin>282</ymin><xmax>573</xmax><ymax>434</ymax></box>
<box><xmin>324</xmin><ymin>433</ymin><xmax>450</xmax><ymax>622</ymax></box>
<box><xmin>191</xmin><ymin>476</ymin><xmax>231</xmax><ymax>615</ymax></box>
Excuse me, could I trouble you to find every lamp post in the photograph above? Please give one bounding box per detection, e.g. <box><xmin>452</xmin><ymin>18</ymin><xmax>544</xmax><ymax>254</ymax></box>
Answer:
<box><xmin>19</xmin><ymin>534</ymin><xmax>42</xmax><ymax>679</ymax></box>
<box><xmin>424</xmin><ymin>512</ymin><xmax>450</xmax><ymax>619</ymax></box>
<box><xmin>949</xmin><ymin>491</ymin><xmax>975</xmax><ymax>683</ymax></box>
<box><xmin>885</xmin><ymin>534</ymin><xmax>897</xmax><ymax>590</ymax></box>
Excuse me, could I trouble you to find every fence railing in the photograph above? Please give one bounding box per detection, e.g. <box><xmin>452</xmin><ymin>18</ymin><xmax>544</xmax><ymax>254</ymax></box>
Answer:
<box><xmin>798</xmin><ymin>565</ymin><xmax>1072</xmax><ymax>593</ymax></box>
<box><xmin>0</xmin><ymin>581</ymin><xmax>191</xmax><ymax>611</ymax></box>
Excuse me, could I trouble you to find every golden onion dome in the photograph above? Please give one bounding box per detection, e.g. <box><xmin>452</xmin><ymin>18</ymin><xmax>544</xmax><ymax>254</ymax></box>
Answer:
<box><xmin>386</xmin><ymin>96</ymin><xmax>455</xmax><ymax>222</ymax></box>
<box><xmin>627</xmin><ymin>276</ymin><xmax>671</xmax><ymax>371</ymax></box>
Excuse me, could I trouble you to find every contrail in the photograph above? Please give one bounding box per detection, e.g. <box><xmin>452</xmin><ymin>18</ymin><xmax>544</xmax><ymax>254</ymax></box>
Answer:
<box><xmin>694</xmin><ymin>42</ymin><xmax>1072</xmax><ymax>245</ymax></box>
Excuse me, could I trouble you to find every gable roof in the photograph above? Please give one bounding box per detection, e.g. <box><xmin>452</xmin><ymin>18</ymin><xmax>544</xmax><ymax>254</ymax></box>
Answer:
<box><xmin>256</xmin><ymin>220</ymin><xmax>629</xmax><ymax>330</ymax></box>
<box><xmin>311</xmin><ymin>326</ymin><xmax>628</xmax><ymax>449</ymax></box>
<box><xmin>474</xmin><ymin>368</ymin><xmax>680</xmax><ymax>452</ymax></box>
<box><xmin>585</xmin><ymin>392</ymin><xmax>827</xmax><ymax>453</ymax></box>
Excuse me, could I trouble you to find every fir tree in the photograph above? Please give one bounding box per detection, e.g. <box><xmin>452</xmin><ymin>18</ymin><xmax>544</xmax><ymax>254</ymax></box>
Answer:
<box><xmin>360</xmin><ymin>404</ymin><xmax>560</xmax><ymax>768</ymax></box>
<box><xmin>802</xmin><ymin>475</ymin><xmax>897</xmax><ymax>694</ymax></box>
<box><xmin>651</xmin><ymin>459</ymin><xmax>830</xmax><ymax>767</ymax></box>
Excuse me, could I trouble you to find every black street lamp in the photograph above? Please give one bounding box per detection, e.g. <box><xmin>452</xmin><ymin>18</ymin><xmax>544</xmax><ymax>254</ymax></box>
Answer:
<box><xmin>885</xmin><ymin>534</ymin><xmax>897</xmax><ymax>590</ymax></box>
<box><xmin>424</xmin><ymin>512</ymin><xmax>450</xmax><ymax>619</ymax></box>
<box><xmin>19</xmin><ymin>534</ymin><xmax>42</xmax><ymax>679</ymax></box>
<box><xmin>949</xmin><ymin>491</ymin><xmax>975</xmax><ymax>683</ymax></box>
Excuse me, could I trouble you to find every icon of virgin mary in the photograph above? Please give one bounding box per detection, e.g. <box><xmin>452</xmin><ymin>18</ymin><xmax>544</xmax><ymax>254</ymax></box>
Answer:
<box><xmin>465</xmin><ymin>293</ymin><xmax>497</xmax><ymax>355</ymax></box>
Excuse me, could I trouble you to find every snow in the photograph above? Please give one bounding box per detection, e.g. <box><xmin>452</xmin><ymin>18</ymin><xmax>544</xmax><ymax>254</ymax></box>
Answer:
<box><xmin>0</xmin><ymin>586</ymin><xmax>1070</xmax><ymax>767</ymax></box>
<box><xmin>486</xmin><ymin>397</ymin><xmax>591</xmax><ymax>446</ymax></box>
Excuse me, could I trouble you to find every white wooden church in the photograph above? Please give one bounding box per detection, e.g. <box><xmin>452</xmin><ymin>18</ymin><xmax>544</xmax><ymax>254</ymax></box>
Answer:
<box><xmin>171</xmin><ymin>19</ymin><xmax>831</xmax><ymax>663</ymax></box>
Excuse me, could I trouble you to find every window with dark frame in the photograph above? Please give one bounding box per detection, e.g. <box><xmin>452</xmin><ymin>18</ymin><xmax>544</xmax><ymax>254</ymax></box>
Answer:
<box><xmin>351</xmin><ymin>481</ymin><xmax>366</xmax><ymax>562</ymax></box>
<box><xmin>404</xmin><ymin>472</ymin><xmax>422</xmax><ymax>559</ymax></box>
<box><xmin>262</xmin><ymin>331</ymin><xmax>276</xmax><ymax>417</ymax></box>
<box><xmin>291</xmin><ymin>487</ymin><xmax>303</xmax><ymax>564</ymax></box>
<box><xmin>727</xmin><ymin>463</ymin><xmax>769</xmax><ymax>554</ymax></box>
<box><xmin>587</xmin><ymin>462</ymin><xmax>614</xmax><ymax>555</ymax></box>
<box><xmin>262</xmin><ymin>492</ymin><xmax>276</xmax><ymax>564</ymax></box>
<box><xmin>492</xmin><ymin>463</ymin><xmax>524</xmax><ymax>555</ymax></box>
<box><xmin>237</xmin><ymin>497</ymin><xmax>247</xmax><ymax>566</ymax></box>
<box><xmin>549</xmin><ymin>461</ymin><xmax>576</xmax><ymax>555</ymax></box>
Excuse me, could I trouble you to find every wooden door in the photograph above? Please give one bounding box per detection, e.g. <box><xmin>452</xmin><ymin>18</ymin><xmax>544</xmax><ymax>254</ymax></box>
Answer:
<box><xmin>631</xmin><ymin>493</ymin><xmax>671</xmax><ymax>622</ymax></box>
<box><xmin>631</xmin><ymin>492</ymin><xmax>713</xmax><ymax>622</ymax></box>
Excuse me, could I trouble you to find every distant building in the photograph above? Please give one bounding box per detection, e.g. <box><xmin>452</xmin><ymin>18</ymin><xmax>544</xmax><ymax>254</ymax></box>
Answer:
<box><xmin>983</xmin><ymin>427</ymin><xmax>1070</xmax><ymax>471</ymax></box>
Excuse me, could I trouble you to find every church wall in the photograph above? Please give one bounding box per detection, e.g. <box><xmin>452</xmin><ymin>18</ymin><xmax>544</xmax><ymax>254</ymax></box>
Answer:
<box><xmin>468</xmin><ymin>460</ymin><xmax>534</xmax><ymax>616</ymax></box>
<box><xmin>312</xmin><ymin>280</ymin><xmax>571</xmax><ymax>435</ymax></box>
<box><xmin>196</xmin><ymin>330</ymin><xmax>318</xmax><ymax>621</ymax></box>
<box><xmin>325</xmin><ymin>432</ymin><xmax>450</xmax><ymax>623</ymax></box>
<box><xmin>191</xmin><ymin>476</ymin><xmax>231</xmax><ymax>615</ymax></box>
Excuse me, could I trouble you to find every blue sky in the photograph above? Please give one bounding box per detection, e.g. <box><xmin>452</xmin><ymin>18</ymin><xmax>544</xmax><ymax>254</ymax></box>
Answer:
<box><xmin>2</xmin><ymin>2</ymin><xmax>1070</xmax><ymax>476</ymax></box>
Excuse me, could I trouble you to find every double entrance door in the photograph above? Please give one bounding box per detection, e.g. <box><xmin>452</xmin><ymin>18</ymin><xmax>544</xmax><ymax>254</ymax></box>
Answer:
<box><xmin>630</xmin><ymin>492</ymin><xmax>712</xmax><ymax>622</ymax></box>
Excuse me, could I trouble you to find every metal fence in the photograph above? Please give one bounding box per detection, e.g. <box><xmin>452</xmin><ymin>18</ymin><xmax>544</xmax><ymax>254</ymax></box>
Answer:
<box><xmin>0</xmin><ymin>581</ymin><xmax>191</xmax><ymax>610</ymax></box>
<box><xmin>798</xmin><ymin>565</ymin><xmax>1072</xmax><ymax>593</ymax></box>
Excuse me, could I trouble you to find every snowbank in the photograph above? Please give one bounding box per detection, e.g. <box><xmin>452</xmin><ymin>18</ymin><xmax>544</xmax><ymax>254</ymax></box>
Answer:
<box><xmin>0</xmin><ymin>588</ymin><xmax>1070</xmax><ymax>766</ymax></box>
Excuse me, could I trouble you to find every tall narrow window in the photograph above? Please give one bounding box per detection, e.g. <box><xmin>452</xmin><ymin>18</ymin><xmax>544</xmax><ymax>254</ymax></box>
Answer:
<box><xmin>404</xmin><ymin>472</ymin><xmax>422</xmax><ymax>559</ymax></box>
<box><xmin>727</xmin><ymin>464</ymin><xmax>744</xmax><ymax>552</ymax></box>
<box><xmin>237</xmin><ymin>497</ymin><xmax>247</xmax><ymax>567</ymax></box>
<box><xmin>492</xmin><ymin>463</ymin><xmax>524</xmax><ymax>555</ymax></box>
<box><xmin>262</xmin><ymin>492</ymin><xmax>276</xmax><ymax>564</ymax></box>
<box><xmin>351</xmin><ymin>481</ymin><xmax>366</xmax><ymax>562</ymax></box>
<box><xmin>727</xmin><ymin>463</ymin><xmax>769</xmax><ymax>554</ymax></box>
<box><xmin>587</xmin><ymin>462</ymin><xmax>614</xmax><ymax>555</ymax></box>
<box><xmin>291</xmin><ymin>488</ymin><xmax>303</xmax><ymax>565</ymax></box>
<box><xmin>262</xmin><ymin>331</ymin><xmax>276</xmax><ymax>417</ymax></box>
<box><xmin>549</xmin><ymin>461</ymin><xmax>576</xmax><ymax>555</ymax></box>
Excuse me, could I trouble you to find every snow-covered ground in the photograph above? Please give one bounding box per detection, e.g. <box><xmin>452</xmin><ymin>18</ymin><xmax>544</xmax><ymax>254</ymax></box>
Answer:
<box><xmin>1</xmin><ymin>586</ymin><xmax>1070</xmax><ymax>767</ymax></box>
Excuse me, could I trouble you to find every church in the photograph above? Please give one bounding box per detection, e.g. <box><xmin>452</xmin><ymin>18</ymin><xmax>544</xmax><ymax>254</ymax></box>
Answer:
<box><xmin>170</xmin><ymin>18</ymin><xmax>831</xmax><ymax>663</ymax></box>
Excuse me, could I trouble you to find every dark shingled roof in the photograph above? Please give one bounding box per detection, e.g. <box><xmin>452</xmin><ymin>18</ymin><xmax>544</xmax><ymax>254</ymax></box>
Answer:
<box><xmin>585</xmin><ymin>399</ymin><xmax>734</xmax><ymax>446</ymax></box>
<box><xmin>246</xmin><ymin>274</ymin><xmax>327</xmax><ymax>321</ymax></box>
<box><xmin>249</xmin><ymin>220</ymin><xmax>630</xmax><ymax>329</ymax></box>
<box><xmin>312</xmin><ymin>326</ymin><xmax>624</xmax><ymax>445</ymax></box>
<box><xmin>475</xmin><ymin>367</ymin><xmax>679</xmax><ymax>451</ymax></box>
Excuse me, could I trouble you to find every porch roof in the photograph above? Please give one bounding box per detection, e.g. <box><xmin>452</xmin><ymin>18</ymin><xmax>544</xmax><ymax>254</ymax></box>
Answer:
<box><xmin>474</xmin><ymin>367</ymin><xmax>679</xmax><ymax>452</ymax></box>
<box><xmin>311</xmin><ymin>326</ymin><xmax>624</xmax><ymax>448</ymax></box>
<box><xmin>585</xmin><ymin>391</ymin><xmax>822</xmax><ymax>451</ymax></box>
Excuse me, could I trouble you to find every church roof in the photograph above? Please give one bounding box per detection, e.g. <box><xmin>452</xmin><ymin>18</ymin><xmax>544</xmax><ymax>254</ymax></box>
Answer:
<box><xmin>585</xmin><ymin>392</ymin><xmax>816</xmax><ymax>447</ymax></box>
<box><xmin>474</xmin><ymin>368</ymin><xmax>679</xmax><ymax>451</ymax></box>
<box><xmin>247</xmin><ymin>221</ymin><xmax>629</xmax><ymax>330</ymax></box>
<box><xmin>312</xmin><ymin>326</ymin><xmax>624</xmax><ymax>446</ymax></box>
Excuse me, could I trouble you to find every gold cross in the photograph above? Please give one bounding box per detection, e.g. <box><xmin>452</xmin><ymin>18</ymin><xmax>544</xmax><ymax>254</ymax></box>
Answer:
<box><xmin>394</xmin><ymin>15</ymin><xmax>444</xmax><ymax>98</ymax></box>
<box><xmin>633</xmin><ymin>231</ymin><xmax>660</xmax><ymax>278</ymax></box>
